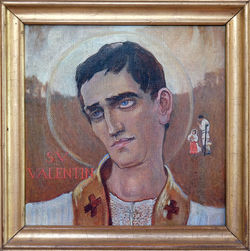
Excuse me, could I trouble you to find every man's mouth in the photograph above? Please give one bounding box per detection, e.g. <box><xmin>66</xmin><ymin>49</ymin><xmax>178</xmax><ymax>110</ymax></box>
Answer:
<box><xmin>111</xmin><ymin>137</ymin><xmax>135</xmax><ymax>149</ymax></box>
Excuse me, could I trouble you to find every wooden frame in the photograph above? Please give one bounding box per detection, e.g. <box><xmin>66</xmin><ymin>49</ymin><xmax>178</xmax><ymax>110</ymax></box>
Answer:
<box><xmin>0</xmin><ymin>0</ymin><xmax>249</xmax><ymax>249</ymax></box>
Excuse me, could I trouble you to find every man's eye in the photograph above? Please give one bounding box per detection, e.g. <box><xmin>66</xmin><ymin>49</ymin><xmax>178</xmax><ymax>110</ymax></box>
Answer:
<box><xmin>119</xmin><ymin>99</ymin><xmax>135</xmax><ymax>109</ymax></box>
<box><xmin>89</xmin><ymin>110</ymin><xmax>104</xmax><ymax>120</ymax></box>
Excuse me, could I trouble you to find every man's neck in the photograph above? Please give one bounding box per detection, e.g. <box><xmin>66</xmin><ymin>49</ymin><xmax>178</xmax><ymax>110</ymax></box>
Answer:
<box><xmin>106</xmin><ymin>159</ymin><xmax>167</xmax><ymax>202</ymax></box>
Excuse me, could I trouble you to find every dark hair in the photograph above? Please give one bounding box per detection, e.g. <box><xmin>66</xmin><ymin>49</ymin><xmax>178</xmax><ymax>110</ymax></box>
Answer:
<box><xmin>75</xmin><ymin>41</ymin><xmax>167</xmax><ymax>112</ymax></box>
<box><xmin>198</xmin><ymin>115</ymin><xmax>204</xmax><ymax>119</ymax></box>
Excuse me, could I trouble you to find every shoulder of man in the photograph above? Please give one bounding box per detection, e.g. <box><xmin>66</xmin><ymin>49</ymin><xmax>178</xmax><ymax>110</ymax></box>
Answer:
<box><xmin>187</xmin><ymin>201</ymin><xmax>225</xmax><ymax>225</ymax></box>
<box><xmin>72</xmin><ymin>170</ymin><xmax>110</xmax><ymax>226</ymax></box>
<box><xmin>72</xmin><ymin>172</ymin><xmax>100</xmax><ymax>207</ymax></box>
<box><xmin>26</xmin><ymin>192</ymin><xmax>73</xmax><ymax>225</ymax></box>
<box><xmin>25</xmin><ymin>173</ymin><xmax>101</xmax><ymax>226</ymax></box>
<box><xmin>72</xmin><ymin>154</ymin><xmax>111</xmax><ymax>209</ymax></box>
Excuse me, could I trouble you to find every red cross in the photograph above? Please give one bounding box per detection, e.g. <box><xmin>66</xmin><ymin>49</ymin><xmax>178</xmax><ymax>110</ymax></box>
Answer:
<box><xmin>164</xmin><ymin>200</ymin><xmax>179</xmax><ymax>220</ymax></box>
<box><xmin>84</xmin><ymin>194</ymin><xmax>102</xmax><ymax>217</ymax></box>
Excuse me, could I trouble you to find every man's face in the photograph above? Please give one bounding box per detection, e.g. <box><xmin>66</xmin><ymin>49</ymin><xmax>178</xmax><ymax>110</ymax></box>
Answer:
<box><xmin>81</xmin><ymin>68</ymin><xmax>165</xmax><ymax>168</ymax></box>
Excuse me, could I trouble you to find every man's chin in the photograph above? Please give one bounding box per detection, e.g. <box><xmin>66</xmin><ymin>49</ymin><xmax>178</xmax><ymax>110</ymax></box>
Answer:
<box><xmin>110</xmin><ymin>154</ymin><xmax>142</xmax><ymax>169</ymax></box>
<box><xmin>108</xmin><ymin>143</ymin><xmax>141</xmax><ymax>167</ymax></box>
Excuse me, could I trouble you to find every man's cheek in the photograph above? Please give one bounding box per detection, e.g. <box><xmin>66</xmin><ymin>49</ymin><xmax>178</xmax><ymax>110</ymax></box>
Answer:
<box><xmin>92</xmin><ymin>123</ymin><xmax>104</xmax><ymax>135</ymax></box>
<box><xmin>94</xmin><ymin>130</ymin><xmax>110</xmax><ymax>148</ymax></box>
<box><xmin>97</xmin><ymin>133</ymin><xmax>108</xmax><ymax>146</ymax></box>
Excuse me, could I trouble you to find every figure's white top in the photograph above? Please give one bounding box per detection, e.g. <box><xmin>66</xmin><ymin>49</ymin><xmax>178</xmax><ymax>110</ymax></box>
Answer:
<box><xmin>199</xmin><ymin>118</ymin><xmax>210</xmax><ymax>134</ymax></box>
<box><xmin>187</xmin><ymin>133</ymin><xmax>199</xmax><ymax>142</ymax></box>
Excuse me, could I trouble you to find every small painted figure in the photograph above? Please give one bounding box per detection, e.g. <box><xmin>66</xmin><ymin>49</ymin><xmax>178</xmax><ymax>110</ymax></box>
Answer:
<box><xmin>197</xmin><ymin>115</ymin><xmax>212</xmax><ymax>155</ymax></box>
<box><xmin>187</xmin><ymin>129</ymin><xmax>201</xmax><ymax>154</ymax></box>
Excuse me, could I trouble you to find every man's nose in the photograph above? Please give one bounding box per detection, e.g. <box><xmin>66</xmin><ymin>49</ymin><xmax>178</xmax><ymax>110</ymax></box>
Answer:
<box><xmin>104</xmin><ymin>109</ymin><xmax>124</xmax><ymax>137</ymax></box>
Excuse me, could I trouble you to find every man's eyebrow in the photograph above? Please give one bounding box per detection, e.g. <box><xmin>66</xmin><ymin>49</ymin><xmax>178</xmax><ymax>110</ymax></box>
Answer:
<box><xmin>106</xmin><ymin>92</ymin><xmax>141</xmax><ymax>104</ymax></box>
<box><xmin>85</xmin><ymin>102</ymin><xmax>101</xmax><ymax>112</ymax></box>
<box><xmin>85</xmin><ymin>92</ymin><xmax>141</xmax><ymax>111</ymax></box>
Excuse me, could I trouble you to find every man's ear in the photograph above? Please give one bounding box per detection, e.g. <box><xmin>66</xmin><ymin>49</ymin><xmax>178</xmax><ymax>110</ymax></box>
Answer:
<box><xmin>156</xmin><ymin>88</ymin><xmax>172</xmax><ymax>125</ymax></box>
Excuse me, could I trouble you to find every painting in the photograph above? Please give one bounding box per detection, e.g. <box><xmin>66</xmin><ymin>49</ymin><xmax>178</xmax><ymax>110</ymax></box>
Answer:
<box><xmin>25</xmin><ymin>26</ymin><xmax>225</xmax><ymax>226</ymax></box>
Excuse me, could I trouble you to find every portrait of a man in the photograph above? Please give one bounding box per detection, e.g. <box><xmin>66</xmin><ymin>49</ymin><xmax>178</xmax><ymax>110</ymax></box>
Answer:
<box><xmin>26</xmin><ymin>38</ymin><xmax>225</xmax><ymax>226</ymax></box>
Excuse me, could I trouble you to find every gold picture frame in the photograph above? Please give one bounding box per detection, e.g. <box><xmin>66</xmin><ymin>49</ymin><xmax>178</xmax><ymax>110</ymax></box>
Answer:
<box><xmin>1</xmin><ymin>0</ymin><xmax>249</xmax><ymax>249</ymax></box>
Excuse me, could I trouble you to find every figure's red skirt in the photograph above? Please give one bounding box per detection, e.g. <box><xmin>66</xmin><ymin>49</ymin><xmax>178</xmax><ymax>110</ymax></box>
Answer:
<box><xmin>189</xmin><ymin>142</ymin><xmax>198</xmax><ymax>154</ymax></box>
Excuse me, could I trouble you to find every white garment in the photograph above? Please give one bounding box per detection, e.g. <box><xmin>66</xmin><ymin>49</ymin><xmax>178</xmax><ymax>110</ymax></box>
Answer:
<box><xmin>26</xmin><ymin>192</ymin><xmax>73</xmax><ymax>225</ymax></box>
<box><xmin>199</xmin><ymin>118</ymin><xmax>210</xmax><ymax>145</ymax></box>
<box><xmin>188</xmin><ymin>133</ymin><xmax>199</xmax><ymax>143</ymax></box>
<box><xmin>109</xmin><ymin>193</ymin><xmax>157</xmax><ymax>226</ymax></box>
<box><xmin>199</xmin><ymin>118</ymin><xmax>210</xmax><ymax>133</ymax></box>
<box><xmin>187</xmin><ymin>201</ymin><xmax>225</xmax><ymax>225</ymax></box>
<box><xmin>26</xmin><ymin>192</ymin><xmax>225</xmax><ymax>226</ymax></box>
